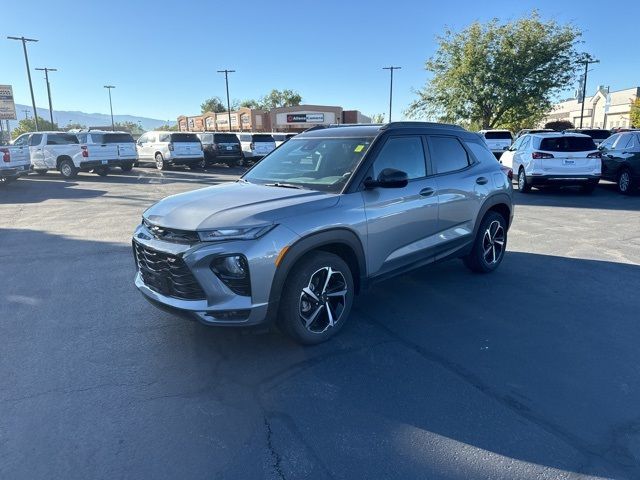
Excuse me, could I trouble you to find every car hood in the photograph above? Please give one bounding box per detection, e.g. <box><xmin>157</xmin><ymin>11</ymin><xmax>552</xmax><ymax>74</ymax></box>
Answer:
<box><xmin>143</xmin><ymin>181</ymin><xmax>339</xmax><ymax>231</ymax></box>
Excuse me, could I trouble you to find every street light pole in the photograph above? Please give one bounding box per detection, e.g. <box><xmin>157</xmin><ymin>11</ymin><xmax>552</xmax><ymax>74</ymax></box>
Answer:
<box><xmin>382</xmin><ymin>66</ymin><xmax>401</xmax><ymax>122</ymax></box>
<box><xmin>35</xmin><ymin>67</ymin><xmax>57</xmax><ymax>125</ymax></box>
<box><xmin>8</xmin><ymin>36</ymin><xmax>39</xmax><ymax>131</ymax></box>
<box><xmin>217</xmin><ymin>69</ymin><xmax>235</xmax><ymax>131</ymax></box>
<box><xmin>104</xmin><ymin>85</ymin><xmax>115</xmax><ymax>131</ymax></box>
<box><xmin>578</xmin><ymin>54</ymin><xmax>599</xmax><ymax>128</ymax></box>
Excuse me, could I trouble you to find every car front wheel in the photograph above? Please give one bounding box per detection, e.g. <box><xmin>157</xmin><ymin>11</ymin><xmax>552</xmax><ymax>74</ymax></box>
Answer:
<box><xmin>463</xmin><ymin>211</ymin><xmax>508</xmax><ymax>273</ymax></box>
<box><xmin>617</xmin><ymin>168</ymin><xmax>636</xmax><ymax>195</ymax></box>
<box><xmin>278</xmin><ymin>251</ymin><xmax>354</xmax><ymax>345</ymax></box>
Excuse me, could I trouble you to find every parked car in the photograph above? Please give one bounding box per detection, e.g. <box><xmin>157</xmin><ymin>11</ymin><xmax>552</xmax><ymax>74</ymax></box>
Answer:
<box><xmin>132</xmin><ymin>122</ymin><xmax>513</xmax><ymax>344</ymax></box>
<box><xmin>501</xmin><ymin>132</ymin><xmax>601</xmax><ymax>193</ymax></box>
<box><xmin>514</xmin><ymin>128</ymin><xmax>553</xmax><ymax>139</ymax></box>
<box><xmin>11</xmin><ymin>131</ymin><xmax>99</xmax><ymax>179</ymax></box>
<box><xmin>271</xmin><ymin>133</ymin><xmax>297</xmax><ymax>148</ymax></box>
<box><xmin>236</xmin><ymin>133</ymin><xmax>276</xmax><ymax>160</ymax></box>
<box><xmin>75</xmin><ymin>131</ymin><xmax>138</xmax><ymax>173</ymax></box>
<box><xmin>564</xmin><ymin>128</ymin><xmax>612</xmax><ymax>146</ymax></box>
<box><xmin>0</xmin><ymin>139</ymin><xmax>31</xmax><ymax>184</ymax></box>
<box><xmin>136</xmin><ymin>132</ymin><xmax>204</xmax><ymax>170</ymax></box>
<box><xmin>598</xmin><ymin>131</ymin><xmax>640</xmax><ymax>194</ymax></box>
<box><xmin>196</xmin><ymin>132</ymin><xmax>243</xmax><ymax>167</ymax></box>
<box><xmin>478</xmin><ymin>129</ymin><xmax>513</xmax><ymax>159</ymax></box>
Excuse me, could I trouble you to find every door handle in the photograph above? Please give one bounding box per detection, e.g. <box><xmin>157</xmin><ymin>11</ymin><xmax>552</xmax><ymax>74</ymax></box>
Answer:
<box><xmin>419</xmin><ymin>187</ymin><xmax>435</xmax><ymax>197</ymax></box>
<box><xmin>476</xmin><ymin>177</ymin><xmax>489</xmax><ymax>185</ymax></box>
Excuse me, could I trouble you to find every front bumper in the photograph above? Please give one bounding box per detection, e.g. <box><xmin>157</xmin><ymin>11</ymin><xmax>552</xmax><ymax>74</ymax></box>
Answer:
<box><xmin>0</xmin><ymin>164</ymin><xmax>31</xmax><ymax>178</ymax></box>
<box><xmin>132</xmin><ymin>222</ymin><xmax>297</xmax><ymax>326</ymax></box>
<box><xmin>527</xmin><ymin>174</ymin><xmax>600</xmax><ymax>186</ymax></box>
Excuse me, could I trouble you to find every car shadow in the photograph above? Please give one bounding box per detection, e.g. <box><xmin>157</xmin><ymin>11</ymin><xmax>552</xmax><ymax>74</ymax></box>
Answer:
<box><xmin>514</xmin><ymin>181</ymin><xmax>640</xmax><ymax>210</ymax></box>
<box><xmin>2</xmin><ymin>228</ymin><xmax>639</xmax><ymax>479</ymax></box>
<box><xmin>0</xmin><ymin>178</ymin><xmax>108</xmax><ymax>204</ymax></box>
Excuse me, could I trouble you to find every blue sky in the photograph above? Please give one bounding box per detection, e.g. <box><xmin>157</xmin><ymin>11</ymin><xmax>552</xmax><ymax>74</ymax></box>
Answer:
<box><xmin>3</xmin><ymin>0</ymin><xmax>639</xmax><ymax>122</ymax></box>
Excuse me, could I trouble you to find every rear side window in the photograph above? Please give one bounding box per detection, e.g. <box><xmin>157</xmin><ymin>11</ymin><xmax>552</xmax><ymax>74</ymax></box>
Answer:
<box><xmin>214</xmin><ymin>134</ymin><xmax>239</xmax><ymax>143</ymax></box>
<box><xmin>466</xmin><ymin>141</ymin><xmax>499</xmax><ymax>164</ymax></box>
<box><xmin>372</xmin><ymin>136</ymin><xmax>426</xmax><ymax>180</ymax></box>
<box><xmin>170</xmin><ymin>133</ymin><xmax>199</xmax><ymax>143</ymax></box>
<box><xmin>102</xmin><ymin>133</ymin><xmax>135</xmax><ymax>143</ymax></box>
<box><xmin>598</xmin><ymin>134</ymin><xmax>619</xmax><ymax>149</ymax></box>
<box><xmin>200</xmin><ymin>134</ymin><xmax>213</xmax><ymax>143</ymax></box>
<box><xmin>159</xmin><ymin>134</ymin><xmax>170</xmax><ymax>142</ymax></box>
<box><xmin>29</xmin><ymin>134</ymin><xmax>43</xmax><ymax>146</ymax></box>
<box><xmin>76</xmin><ymin>133</ymin><xmax>88</xmax><ymax>143</ymax></box>
<box><xmin>252</xmin><ymin>134</ymin><xmax>275</xmax><ymax>142</ymax></box>
<box><xmin>539</xmin><ymin>136</ymin><xmax>596</xmax><ymax>152</ymax></box>
<box><xmin>429</xmin><ymin>136</ymin><xmax>470</xmax><ymax>174</ymax></box>
<box><xmin>47</xmin><ymin>133</ymin><xmax>79</xmax><ymax>145</ymax></box>
<box><xmin>239</xmin><ymin>134</ymin><xmax>251</xmax><ymax>142</ymax></box>
<box><xmin>483</xmin><ymin>131</ymin><xmax>513</xmax><ymax>140</ymax></box>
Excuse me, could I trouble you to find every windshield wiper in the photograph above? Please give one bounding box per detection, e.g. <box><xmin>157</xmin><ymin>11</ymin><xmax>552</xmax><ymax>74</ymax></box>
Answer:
<box><xmin>264</xmin><ymin>182</ymin><xmax>305</xmax><ymax>190</ymax></box>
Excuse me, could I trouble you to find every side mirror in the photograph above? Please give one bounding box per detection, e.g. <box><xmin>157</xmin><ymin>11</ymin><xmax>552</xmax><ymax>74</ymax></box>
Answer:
<box><xmin>364</xmin><ymin>168</ymin><xmax>409</xmax><ymax>189</ymax></box>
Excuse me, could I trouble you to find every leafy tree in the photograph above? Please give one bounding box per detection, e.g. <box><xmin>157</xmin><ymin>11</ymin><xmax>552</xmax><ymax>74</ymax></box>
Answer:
<box><xmin>630</xmin><ymin>98</ymin><xmax>640</xmax><ymax>128</ymax></box>
<box><xmin>201</xmin><ymin>96</ymin><xmax>227</xmax><ymax>113</ymax></box>
<box><xmin>545</xmin><ymin>120</ymin><xmax>574</xmax><ymax>131</ymax></box>
<box><xmin>370</xmin><ymin>113</ymin><xmax>386</xmax><ymax>123</ymax></box>
<box><xmin>258</xmin><ymin>89</ymin><xmax>302</xmax><ymax>110</ymax></box>
<box><xmin>406</xmin><ymin>12</ymin><xmax>582</xmax><ymax>131</ymax></box>
<box><xmin>113</xmin><ymin>121</ymin><xmax>145</xmax><ymax>134</ymax></box>
<box><xmin>11</xmin><ymin>116</ymin><xmax>58</xmax><ymax>139</ymax></box>
<box><xmin>239</xmin><ymin>99</ymin><xmax>261</xmax><ymax>109</ymax></box>
<box><xmin>63</xmin><ymin>122</ymin><xmax>86</xmax><ymax>131</ymax></box>
<box><xmin>154</xmin><ymin>123</ymin><xmax>180</xmax><ymax>132</ymax></box>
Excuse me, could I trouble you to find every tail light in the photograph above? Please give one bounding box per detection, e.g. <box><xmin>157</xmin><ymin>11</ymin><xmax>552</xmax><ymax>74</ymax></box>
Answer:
<box><xmin>250</xmin><ymin>142</ymin><xmax>255</xmax><ymax>151</ymax></box>
<box><xmin>506</xmin><ymin>168</ymin><xmax>513</xmax><ymax>181</ymax></box>
<box><xmin>1</xmin><ymin>148</ymin><xmax>10</xmax><ymax>163</ymax></box>
<box><xmin>587</xmin><ymin>152</ymin><xmax>601</xmax><ymax>158</ymax></box>
<box><xmin>532</xmin><ymin>151</ymin><xmax>554</xmax><ymax>159</ymax></box>
<box><xmin>168</xmin><ymin>143</ymin><xmax>174</xmax><ymax>151</ymax></box>
<box><xmin>81</xmin><ymin>145</ymin><xmax>89</xmax><ymax>158</ymax></box>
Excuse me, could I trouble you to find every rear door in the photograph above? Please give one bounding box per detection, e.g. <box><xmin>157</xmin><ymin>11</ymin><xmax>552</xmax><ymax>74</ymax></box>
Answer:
<box><xmin>214</xmin><ymin>133</ymin><xmax>241</xmax><ymax>155</ymax></box>
<box><xmin>362</xmin><ymin>135</ymin><xmax>439</xmax><ymax>276</ymax></box>
<box><xmin>536</xmin><ymin>136</ymin><xmax>599</xmax><ymax>175</ymax></box>
<box><xmin>252</xmin><ymin>134</ymin><xmax>276</xmax><ymax>156</ymax></box>
<box><xmin>7</xmin><ymin>134</ymin><xmax>31</xmax><ymax>166</ymax></box>
<box><xmin>483</xmin><ymin>131</ymin><xmax>512</xmax><ymax>153</ymax></box>
<box><xmin>170</xmin><ymin>133</ymin><xmax>202</xmax><ymax>158</ymax></box>
<box><xmin>28</xmin><ymin>133</ymin><xmax>45</xmax><ymax>167</ymax></box>
<box><xmin>86</xmin><ymin>133</ymin><xmax>118</xmax><ymax>162</ymax></box>
<box><xmin>102</xmin><ymin>133</ymin><xmax>136</xmax><ymax>161</ymax></box>
<box><xmin>137</xmin><ymin>133</ymin><xmax>153</xmax><ymax>160</ymax></box>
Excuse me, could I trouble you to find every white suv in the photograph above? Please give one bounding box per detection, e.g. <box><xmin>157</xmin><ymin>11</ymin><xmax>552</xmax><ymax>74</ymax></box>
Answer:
<box><xmin>236</xmin><ymin>133</ymin><xmax>276</xmax><ymax>160</ymax></box>
<box><xmin>478</xmin><ymin>130</ymin><xmax>513</xmax><ymax>159</ymax></box>
<box><xmin>75</xmin><ymin>131</ymin><xmax>138</xmax><ymax>173</ymax></box>
<box><xmin>136</xmin><ymin>132</ymin><xmax>204</xmax><ymax>170</ymax></box>
<box><xmin>501</xmin><ymin>132</ymin><xmax>601</xmax><ymax>193</ymax></box>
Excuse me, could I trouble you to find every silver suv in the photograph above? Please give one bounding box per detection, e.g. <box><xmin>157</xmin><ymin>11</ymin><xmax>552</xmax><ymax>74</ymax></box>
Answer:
<box><xmin>133</xmin><ymin>122</ymin><xmax>513</xmax><ymax>344</ymax></box>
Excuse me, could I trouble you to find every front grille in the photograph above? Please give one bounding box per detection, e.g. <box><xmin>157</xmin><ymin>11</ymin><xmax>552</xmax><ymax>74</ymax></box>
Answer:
<box><xmin>133</xmin><ymin>241</ymin><xmax>206</xmax><ymax>300</ymax></box>
<box><xmin>143</xmin><ymin>218</ymin><xmax>200</xmax><ymax>244</ymax></box>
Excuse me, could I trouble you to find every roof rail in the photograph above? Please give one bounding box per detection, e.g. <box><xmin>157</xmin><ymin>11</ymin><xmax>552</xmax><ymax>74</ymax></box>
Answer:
<box><xmin>381</xmin><ymin>121</ymin><xmax>464</xmax><ymax>131</ymax></box>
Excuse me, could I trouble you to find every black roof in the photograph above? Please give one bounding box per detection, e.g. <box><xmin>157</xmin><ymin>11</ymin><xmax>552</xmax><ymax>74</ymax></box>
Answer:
<box><xmin>296</xmin><ymin>121</ymin><xmax>466</xmax><ymax>138</ymax></box>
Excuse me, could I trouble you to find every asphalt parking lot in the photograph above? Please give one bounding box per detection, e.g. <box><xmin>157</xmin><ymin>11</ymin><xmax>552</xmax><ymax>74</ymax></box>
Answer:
<box><xmin>1</xmin><ymin>168</ymin><xmax>640</xmax><ymax>479</ymax></box>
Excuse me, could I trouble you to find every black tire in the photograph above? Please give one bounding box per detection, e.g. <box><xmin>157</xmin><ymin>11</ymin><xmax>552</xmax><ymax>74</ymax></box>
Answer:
<box><xmin>120</xmin><ymin>163</ymin><xmax>134</xmax><ymax>172</ymax></box>
<box><xmin>189</xmin><ymin>159</ymin><xmax>206</xmax><ymax>170</ymax></box>
<box><xmin>278</xmin><ymin>251</ymin><xmax>354</xmax><ymax>345</ymax></box>
<box><xmin>155</xmin><ymin>153</ymin><xmax>168</xmax><ymax>171</ymax></box>
<box><xmin>94</xmin><ymin>166</ymin><xmax>109</xmax><ymax>176</ymax></box>
<box><xmin>59</xmin><ymin>159</ymin><xmax>78</xmax><ymax>179</ymax></box>
<box><xmin>617</xmin><ymin>168</ymin><xmax>636</xmax><ymax>195</ymax></box>
<box><xmin>463</xmin><ymin>211</ymin><xmax>508</xmax><ymax>273</ymax></box>
<box><xmin>580</xmin><ymin>180</ymin><xmax>598</xmax><ymax>194</ymax></box>
<box><xmin>35</xmin><ymin>169</ymin><xmax>48</xmax><ymax>176</ymax></box>
<box><xmin>517</xmin><ymin>168</ymin><xmax>531</xmax><ymax>193</ymax></box>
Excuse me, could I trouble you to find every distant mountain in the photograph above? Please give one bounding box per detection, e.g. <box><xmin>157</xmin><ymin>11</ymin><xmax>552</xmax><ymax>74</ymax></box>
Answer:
<box><xmin>8</xmin><ymin>104</ymin><xmax>172</xmax><ymax>131</ymax></box>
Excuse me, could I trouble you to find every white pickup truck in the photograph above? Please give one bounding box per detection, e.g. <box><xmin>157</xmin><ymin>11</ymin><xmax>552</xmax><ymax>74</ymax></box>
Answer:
<box><xmin>0</xmin><ymin>142</ymin><xmax>31</xmax><ymax>184</ymax></box>
<box><xmin>12</xmin><ymin>131</ymin><xmax>109</xmax><ymax>179</ymax></box>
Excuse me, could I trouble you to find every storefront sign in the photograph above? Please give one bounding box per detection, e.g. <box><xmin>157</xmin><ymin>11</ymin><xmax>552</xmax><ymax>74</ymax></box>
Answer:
<box><xmin>0</xmin><ymin>85</ymin><xmax>17</xmax><ymax>120</ymax></box>
<box><xmin>286</xmin><ymin>113</ymin><xmax>325</xmax><ymax>123</ymax></box>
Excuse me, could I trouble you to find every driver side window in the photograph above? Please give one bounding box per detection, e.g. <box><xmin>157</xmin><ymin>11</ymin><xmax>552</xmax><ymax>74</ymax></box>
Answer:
<box><xmin>13</xmin><ymin>135</ymin><xmax>28</xmax><ymax>146</ymax></box>
<box><xmin>371</xmin><ymin>136</ymin><xmax>426</xmax><ymax>180</ymax></box>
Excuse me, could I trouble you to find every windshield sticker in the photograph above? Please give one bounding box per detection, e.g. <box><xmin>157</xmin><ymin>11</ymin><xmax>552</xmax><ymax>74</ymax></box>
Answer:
<box><xmin>354</xmin><ymin>145</ymin><xmax>365</xmax><ymax>153</ymax></box>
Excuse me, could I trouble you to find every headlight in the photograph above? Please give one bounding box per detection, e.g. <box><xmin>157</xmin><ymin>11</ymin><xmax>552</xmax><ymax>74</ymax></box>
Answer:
<box><xmin>197</xmin><ymin>225</ymin><xmax>275</xmax><ymax>242</ymax></box>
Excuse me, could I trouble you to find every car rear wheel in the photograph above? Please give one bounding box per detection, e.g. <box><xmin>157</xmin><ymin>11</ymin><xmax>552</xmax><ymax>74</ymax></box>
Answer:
<box><xmin>35</xmin><ymin>169</ymin><xmax>48</xmax><ymax>175</ymax></box>
<box><xmin>617</xmin><ymin>168</ymin><xmax>635</xmax><ymax>195</ymax></box>
<box><xmin>278</xmin><ymin>251</ymin><xmax>354</xmax><ymax>345</ymax></box>
<box><xmin>59</xmin><ymin>159</ymin><xmax>78</xmax><ymax>179</ymax></box>
<box><xmin>190</xmin><ymin>159</ymin><xmax>206</xmax><ymax>170</ymax></box>
<box><xmin>155</xmin><ymin>153</ymin><xmax>167</xmax><ymax>171</ymax></box>
<box><xmin>120</xmin><ymin>163</ymin><xmax>134</xmax><ymax>172</ymax></box>
<box><xmin>463</xmin><ymin>211</ymin><xmax>507</xmax><ymax>273</ymax></box>
<box><xmin>517</xmin><ymin>168</ymin><xmax>531</xmax><ymax>193</ymax></box>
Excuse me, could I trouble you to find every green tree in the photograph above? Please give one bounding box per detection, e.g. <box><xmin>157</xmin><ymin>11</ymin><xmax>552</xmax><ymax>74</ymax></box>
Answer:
<box><xmin>63</xmin><ymin>122</ymin><xmax>86</xmax><ymax>131</ymax></box>
<box><xmin>154</xmin><ymin>123</ymin><xmax>180</xmax><ymax>132</ymax></box>
<box><xmin>11</xmin><ymin>116</ymin><xmax>58</xmax><ymax>139</ymax></box>
<box><xmin>201</xmin><ymin>96</ymin><xmax>227</xmax><ymax>113</ymax></box>
<box><xmin>370</xmin><ymin>113</ymin><xmax>386</xmax><ymax>123</ymax></box>
<box><xmin>239</xmin><ymin>99</ymin><xmax>261</xmax><ymax>109</ymax></box>
<box><xmin>630</xmin><ymin>98</ymin><xmax>640</xmax><ymax>128</ymax></box>
<box><xmin>406</xmin><ymin>12</ymin><xmax>582</xmax><ymax>131</ymax></box>
<box><xmin>545</xmin><ymin>120</ymin><xmax>574</xmax><ymax>131</ymax></box>
<box><xmin>113</xmin><ymin>121</ymin><xmax>144</xmax><ymax>135</ymax></box>
<box><xmin>258</xmin><ymin>89</ymin><xmax>302</xmax><ymax>110</ymax></box>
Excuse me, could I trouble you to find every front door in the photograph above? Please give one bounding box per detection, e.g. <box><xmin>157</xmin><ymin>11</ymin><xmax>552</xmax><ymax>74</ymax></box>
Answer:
<box><xmin>362</xmin><ymin>135</ymin><xmax>439</xmax><ymax>276</ymax></box>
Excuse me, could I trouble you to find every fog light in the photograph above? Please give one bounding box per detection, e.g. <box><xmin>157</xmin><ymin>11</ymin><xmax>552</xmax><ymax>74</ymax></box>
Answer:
<box><xmin>210</xmin><ymin>255</ymin><xmax>251</xmax><ymax>296</ymax></box>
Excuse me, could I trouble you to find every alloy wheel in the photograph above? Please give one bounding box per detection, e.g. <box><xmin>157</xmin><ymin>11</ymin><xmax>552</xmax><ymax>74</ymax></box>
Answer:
<box><xmin>619</xmin><ymin>171</ymin><xmax>630</xmax><ymax>192</ymax></box>
<box><xmin>518</xmin><ymin>170</ymin><xmax>525</xmax><ymax>190</ymax></box>
<box><xmin>298</xmin><ymin>267</ymin><xmax>347</xmax><ymax>334</ymax></box>
<box><xmin>61</xmin><ymin>163</ymin><xmax>72</xmax><ymax>177</ymax></box>
<box><xmin>482</xmin><ymin>220</ymin><xmax>505</xmax><ymax>265</ymax></box>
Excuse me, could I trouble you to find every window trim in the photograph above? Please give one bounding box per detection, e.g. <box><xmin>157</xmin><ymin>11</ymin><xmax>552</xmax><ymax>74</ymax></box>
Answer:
<box><xmin>425</xmin><ymin>134</ymin><xmax>475</xmax><ymax>177</ymax></box>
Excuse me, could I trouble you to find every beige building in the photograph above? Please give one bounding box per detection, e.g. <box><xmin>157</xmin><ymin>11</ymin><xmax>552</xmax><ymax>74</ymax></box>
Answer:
<box><xmin>178</xmin><ymin>108</ymin><xmax>269</xmax><ymax>133</ymax></box>
<box><xmin>542</xmin><ymin>86</ymin><xmax>639</xmax><ymax>129</ymax></box>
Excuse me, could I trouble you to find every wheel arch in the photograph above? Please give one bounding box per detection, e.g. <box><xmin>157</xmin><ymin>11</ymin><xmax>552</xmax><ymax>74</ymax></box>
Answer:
<box><xmin>56</xmin><ymin>155</ymin><xmax>72</xmax><ymax>168</ymax></box>
<box><xmin>473</xmin><ymin>193</ymin><xmax>513</xmax><ymax>238</ymax></box>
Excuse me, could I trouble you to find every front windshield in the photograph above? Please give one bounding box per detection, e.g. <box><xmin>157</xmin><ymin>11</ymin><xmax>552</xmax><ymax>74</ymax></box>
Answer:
<box><xmin>242</xmin><ymin>136</ymin><xmax>374</xmax><ymax>193</ymax></box>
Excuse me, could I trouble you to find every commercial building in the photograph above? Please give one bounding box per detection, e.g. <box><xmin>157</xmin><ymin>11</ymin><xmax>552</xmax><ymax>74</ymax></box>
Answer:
<box><xmin>177</xmin><ymin>104</ymin><xmax>371</xmax><ymax>133</ymax></box>
<box><xmin>542</xmin><ymin>86</ymin><xmax>639</xmax><ymax>129</ymax></box>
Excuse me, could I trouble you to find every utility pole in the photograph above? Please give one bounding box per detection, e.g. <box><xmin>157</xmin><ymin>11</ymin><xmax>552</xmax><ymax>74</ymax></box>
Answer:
<box><xmin>8</xmin><ymin>36</ymin><xmax>39</xmax><ymax>131</ymax></box>
<box><xmin>104</xmin><ymin>85</ymin><xmax>115</xmax><ymax>131</ymax></box>
<box><xmin>382</xmin><ymin>66</ymin><xmax>401</xmax><ymax>122</ymax></box>
<box><xmin>217</xmin><ymin>69</ymin><xmax>235</xmax><ymax>131</ymax></box>
<box><xmin>22</xmin><ymin>109</ymin><xmax>30</xmax><ymax>120</ymax></box>
<box><xmin>578</xmin><ymin>54</ymin><xmax>599</xmax><ymax>128</ymax></box>
<box><xmin>35</xmin><ymin>67</ymin><xmax>57</xmax><ymax>125</ymax></box>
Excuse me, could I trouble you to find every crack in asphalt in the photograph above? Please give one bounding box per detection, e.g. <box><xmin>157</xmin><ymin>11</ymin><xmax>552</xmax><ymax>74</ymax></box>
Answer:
<box><xmin>355</xmin><ymin>307</ymin><xmax>640</xmax><ymax>479</ymax></box>
<box><xmin>264</xmin><ymin>415</ymin><xmax>286</xmax><ymax>480</ymax></box>
<box><xmin>1</xmin><ymin>380</ymin><xmax>157</xmax><ymax>404</ymax></box>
